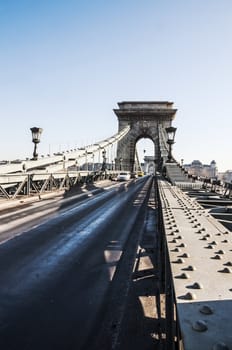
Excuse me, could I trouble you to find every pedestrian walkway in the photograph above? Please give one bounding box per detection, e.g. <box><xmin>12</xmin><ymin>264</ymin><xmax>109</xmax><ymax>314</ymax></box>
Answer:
<box><xmin>0</xmin><ymin>180</ymin><xmax>115</xmax><ymax>213</ymax></box>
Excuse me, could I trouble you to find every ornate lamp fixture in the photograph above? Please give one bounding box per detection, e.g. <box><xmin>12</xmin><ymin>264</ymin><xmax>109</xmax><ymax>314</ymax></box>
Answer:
<box><xmin>30</xmin><ymin>127</ymin><xmax>43</xmax><ymax>160</ymax></box>
<box><xmin>165</xmin><ymin>126</ymin><xmax>177</xmax><ymax>162</ymax></box>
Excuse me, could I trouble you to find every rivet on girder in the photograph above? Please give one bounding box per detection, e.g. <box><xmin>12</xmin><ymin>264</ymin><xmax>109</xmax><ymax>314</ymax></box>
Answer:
<box><xmin>192</xmin><ymin>320</ymin><xmax>208</xmax><ymax>332</ymax></box>
<box><xmin>218</xmin><ymin>267</ymin><xmax>232</xmax><ymax>273</ymax></box>
<box><xmin>216</xmin><ymin>250</ymin><xmax>225</xmax><ymax>255</ymax></box>
<box><xmin>212</xmin><ymin>255</ymin><xmax>222</xmax><ymax>260</ymax></box>
<box><xmin>173</xmin><ymin>258</ymin><xmax>185</xmax><ymax>264</ymax></box>
<box><xmin>205</xmin><ymin>245</ymin><xmax>214</xmax><ymax>249</ymax></box>
<box><xmin>179</xmin><ymin>253</ymin><xmax>190</xmax><ymax>258</ymax></box>
<box><xmin>183</xmin><ymin>265</ymin><xmax>196</xmax><ymax>271</ymax></box>
<box><xmin>169</xmin><ymin>239</ymin><xmax>179</xmax><ymax>244</ymax></box>
<box><xmin>178</xmin><ymin>243</ymin><xmax>187</xmax><ymax>247</ymax></box>
<box><xmin>212</xmin><ymin>342</ymin><xmax>230</xmax><ymax>350</ymax></box>
<box><xmin>221</xmin><ymin>239</ymin><xmax>229</xmax><ymax>243</ymax></box>
<box><xmin>196</xmin><ymin>229</ymin><xmax>202</xmax><ymax>234</ymax></box>
<box><xmin>175</xmin><ymin>273</ymin><xmax>190</xmax><ymax>279</ymax></box>
<box><xmin>189</xmin><ymin>282</ymin><xmax>203</xmax><ymax>289</ymax></box>
<box><xmin>199</xmin><ymin>305</ymin><xmax>213</xmax><ymax>315</ymax></box>
<box><xmin>181</xmin><ymin>292</ymin><xmax>196</xmax><ymax>300</ymax></box>
<box><xmin>176</xmin><ymin>235</ymin><xmax>183</xmax><ymax>239</ymax></box>
<box><xmin>224</xmin><ymin>261</ymin><xmax>232</xmax><ymax>266</ymax></box>
<box><xmin>171</xmin><ymin>248</ymin><xmax>182</xmax><ymax>252</ymax></box>
<box><xmin>210</xmin><ymin>241</ymin><xmax>218</xmax><ymax>245</ymax></box>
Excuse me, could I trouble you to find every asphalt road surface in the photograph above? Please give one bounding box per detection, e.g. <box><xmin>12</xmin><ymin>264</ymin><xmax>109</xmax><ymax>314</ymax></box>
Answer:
<box><xmin>0</xmin><ymin>177</ymin><xmax>163</xmax><ymax>350</ymax></box>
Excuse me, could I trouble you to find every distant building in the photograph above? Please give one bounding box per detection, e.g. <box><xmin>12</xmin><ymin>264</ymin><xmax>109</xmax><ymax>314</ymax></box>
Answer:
<box><xmin>218</xmin><ymin>170</ymin><xmax>232</xmax><ymax>183</ymax></box>
<box><xmin>184</xmin><ymin>160</ymin><xmax>218</xmax><ymax>178</ymax></box>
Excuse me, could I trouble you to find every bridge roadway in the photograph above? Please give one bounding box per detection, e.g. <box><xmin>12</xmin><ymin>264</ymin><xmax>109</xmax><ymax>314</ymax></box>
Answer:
<box><xmin>0</xmin><ymin>176</ymin><xmax>231</xmax><ymax>350</ymax></box>
<box><xmin>0</xmin><ymin>176</ymin><xmax>166</xmax><ymax>350</ymax></box>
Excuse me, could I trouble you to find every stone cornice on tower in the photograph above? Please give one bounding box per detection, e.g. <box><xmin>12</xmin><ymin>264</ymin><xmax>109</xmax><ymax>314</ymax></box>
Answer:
<box><xmin>114</xmin><ymin>101</ymin><xmax>177</xmax><ymax>121</ymax></box>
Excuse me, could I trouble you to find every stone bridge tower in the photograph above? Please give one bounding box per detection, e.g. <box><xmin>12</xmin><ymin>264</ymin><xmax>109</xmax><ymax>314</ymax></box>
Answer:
<box><xmin>114</xmin><ymin>101</ymin><xmax>177</xmax><ymax>172</ymax></box>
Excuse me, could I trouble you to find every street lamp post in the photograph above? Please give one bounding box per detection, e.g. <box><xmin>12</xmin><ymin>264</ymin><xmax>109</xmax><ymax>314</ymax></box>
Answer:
<box><xmin>30</xmin><ymin>127</ymin><xmax>43</xmax><ymax>160</ymax></box>
<box><xmin>101</xmin><ymin>149</ymin><xmax>106</xmax><ymax>171</ymax></box>
<box><xmin>114</xmin><ymin>158</ymin><xmax>118</xmax><ymax>171</ymax></box>
<box><xmin>119</xmin><ymin>157</ymin><xmax>123</xmax><ymax>171</ymax></box>
<box><xmin>92</xmin><ymin>153</ymin><xmax>95</xmax><ymax>172</ymax></box>
<box><xmin>85</xmin><ymin>150</ymin><xmax>88</xmax><ymax>171</ymax></box>
<box><xmin>77</xmin><ymin>155</ymin><xmax>81</xmax><ymax>171</ymax></box>
<box><xmin>165</xmin><ymin>126</ymin><xmax>177</xmax><ymax>163</ymax></box>
<box><xmin>63</xmin><ymin>155</ymin><xmax>66</xmax><ymax>170</ymax></box>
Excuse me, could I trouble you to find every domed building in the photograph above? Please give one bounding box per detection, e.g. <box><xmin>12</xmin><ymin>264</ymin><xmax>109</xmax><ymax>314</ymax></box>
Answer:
<box><xmin>184</xmin><ymin>160</ymin><xmax>218</xmax><ymax>178</ymax></box>
<box><xmin>201</xmin><ymin>160</ymin><xmax>218</xmax><ymax>178</ymax></box>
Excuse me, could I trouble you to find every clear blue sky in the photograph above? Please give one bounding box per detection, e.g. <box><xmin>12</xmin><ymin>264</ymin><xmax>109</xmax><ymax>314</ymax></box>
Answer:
<box><xmin>0</xmin><ymin>0</ymin><xmax>231</xmax><ymax>171</ymax></box>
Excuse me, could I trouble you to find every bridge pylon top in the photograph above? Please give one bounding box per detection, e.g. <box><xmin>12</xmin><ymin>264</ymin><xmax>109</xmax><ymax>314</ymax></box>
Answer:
<box><xmin>118</xmin><ymin>101</ymin><xmax>174</xmax><ymax>108</ymax></box>
<box><xmin>114</xmin><ymin>101</ymin><xmax>177</xmax><ymax>123</ymax></box>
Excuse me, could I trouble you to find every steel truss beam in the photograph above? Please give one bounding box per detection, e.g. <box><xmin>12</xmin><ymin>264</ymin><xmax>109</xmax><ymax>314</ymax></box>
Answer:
<box><xmin>0</xmin><ymin>172</ymin><xmax>85</xmax><ymax>199</ymax></box>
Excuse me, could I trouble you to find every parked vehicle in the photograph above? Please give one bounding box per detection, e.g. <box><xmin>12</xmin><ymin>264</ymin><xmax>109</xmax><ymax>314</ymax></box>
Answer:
<box><xmin>137</xmin><ymin>171</ymin><xmax>144</xmax><ymax>177</ymax></box>
<box><xmin>117</xmin><ymin>171</ymin><xmax>131</xmax><ymax>181</ymax></box>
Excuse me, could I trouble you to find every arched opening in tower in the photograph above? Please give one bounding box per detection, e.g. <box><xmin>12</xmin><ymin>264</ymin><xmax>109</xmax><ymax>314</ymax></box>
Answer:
<box><xmin>135</xmin><ymin>138</ymin><xmax>155</xmax><ymax>175</ymax></box>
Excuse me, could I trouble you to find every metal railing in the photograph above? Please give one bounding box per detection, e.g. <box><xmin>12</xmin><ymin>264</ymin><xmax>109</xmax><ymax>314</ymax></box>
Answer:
<box><xmin>0</xmin><ymin>170</ymin><xmax>120</xmax><ymax>199</ymax></box>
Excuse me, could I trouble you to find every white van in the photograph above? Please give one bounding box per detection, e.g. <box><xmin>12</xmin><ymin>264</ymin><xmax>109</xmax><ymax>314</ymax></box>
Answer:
<box><xmin>117</xmin><ymin>171</ymin><xmax>131</xmax><ymax>181</ymax></box>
